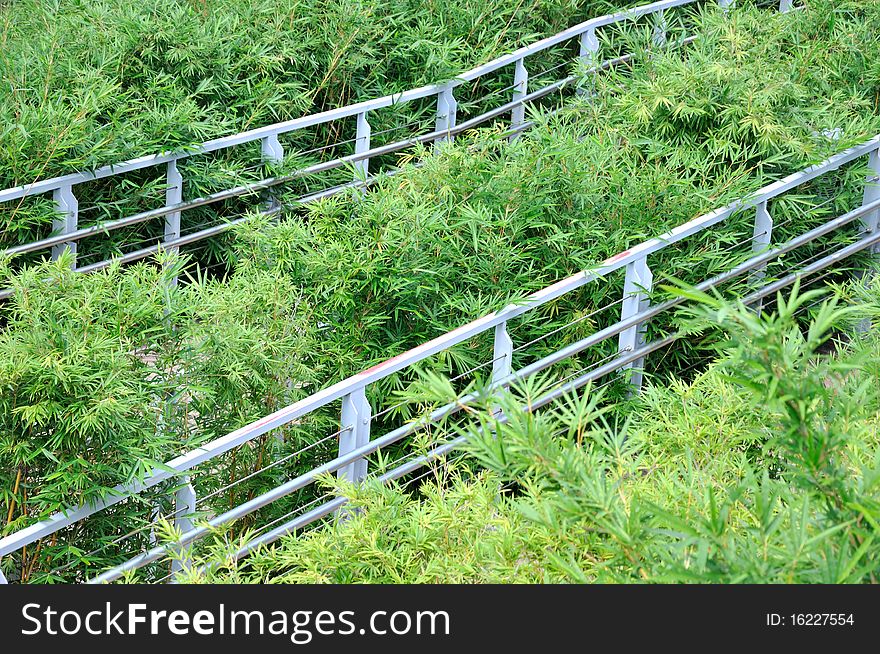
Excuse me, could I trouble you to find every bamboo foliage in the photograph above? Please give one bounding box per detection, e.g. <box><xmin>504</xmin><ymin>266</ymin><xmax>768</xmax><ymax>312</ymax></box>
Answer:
<box><xmin>0</xmin><ymin>0</ymin><xmax>629</xmax><ymax>256</ymax></box>
<box><xmin>2</xmin><ymin>0</ymin><xmax>880</xmax><ymax>582</ymax></box>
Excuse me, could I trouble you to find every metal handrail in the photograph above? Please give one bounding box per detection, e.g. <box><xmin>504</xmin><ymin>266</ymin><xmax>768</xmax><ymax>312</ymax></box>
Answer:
<box><xmin>91</xmin><ymin>190</ymin><xmax>880</xmax><ymax>585</ymax></box>
<box><xmin>0</xmin><ymin>125</ymin><xmax>876</xmax><ymax>583</ymax></box>
<box><xmin>0</xmin><ymin>0</ymin><xmax>711</xmax><ymax>279</ymax></box>
<box><xmin>0</xmin><ymin>0</ymin><xmax>699</xmax><ymax>202</ymax></box>
<box><xmin>0</xmin><ymin>0</ymin><xmax>828</xmax><ymax>584</ymax></box>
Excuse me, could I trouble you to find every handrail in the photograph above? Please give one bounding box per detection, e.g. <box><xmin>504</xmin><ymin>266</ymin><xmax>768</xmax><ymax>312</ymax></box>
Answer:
<box><xmin>0</xmin><ymin>0</ymin><xmax>827</xmax><ymax>583</ymax></box>
<box><xmin>91</xmin><ymin>179</ymin><xmax>880</xmax><ymax>584</ymax></box>
<box><xmin>0</xmin><ymin>127</ymin><xmax>875</xmax><ymax>578</ymax></box>
<box><xmin>0</xmin><ymin>0</ymin><xmax>699</xmax><ymax>203</ymax></box>
<box><xmin>0</xmin><ymin>0</ymin><xmax>714</xmax><ymax>278</ymax></box>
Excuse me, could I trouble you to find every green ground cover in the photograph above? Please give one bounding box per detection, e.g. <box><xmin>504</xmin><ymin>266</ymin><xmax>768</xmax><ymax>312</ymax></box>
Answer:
<box><xmin>0</xmin><ymin>0</ymin><xmax>625</xmax><ymax>253</ymax></box>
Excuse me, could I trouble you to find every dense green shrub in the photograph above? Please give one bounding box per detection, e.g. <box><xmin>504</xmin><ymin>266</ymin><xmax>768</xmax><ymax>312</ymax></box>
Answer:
<box><xmin>233</xmin><ymin>0</ymin><xmax>880</xmax><ymax>384</ymax></box>
<box><xmin>0</xmin><ymin>0</ymin><xmax>616</xmax><ymax>186</ymax></box>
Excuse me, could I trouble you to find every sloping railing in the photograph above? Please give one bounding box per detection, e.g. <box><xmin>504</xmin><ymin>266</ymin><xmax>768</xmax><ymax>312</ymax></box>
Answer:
<box><xmin>1</xmin><ymin>125</ymin><xmax>877</xmax><ymax>583</ymax></box>
<box><xmin>0</xmin><ymin>0</ymin><xmax>784</xmax><ymax>298</ymax></box>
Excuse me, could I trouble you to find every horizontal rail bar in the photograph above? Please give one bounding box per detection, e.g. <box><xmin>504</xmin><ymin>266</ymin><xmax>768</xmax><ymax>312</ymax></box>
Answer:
<box><xmin>1</xmin><ymin>55</ymin><xmax>593</xmax><ymax>262</ymax></box>
<box><xmin>739</xmin><ymin>232</ymin><xmax>880</xmax><ymax>305</ymax></box>
<box><xmin>0</xmin><ymin>46</ymin><xmax>652</xmax><ymax>297</ymax></box>
<box><xmin>457</xmin><ymin>0</ymin><xmax>697</xmax><ymax>83</ymax></box>
<box><xmin>517</xmin><ymin>195</ymin><xmax>880</xmax><ymax>371</ymax></box>
<box><xmin>202</xmin><ymin>438</ymin><xmax>467</xmax><ymax>574</ymax></box>
<box><xmin>0</xmin><ymin>171</ymin><xmax>395</xmax><ymax>298</ymax></box>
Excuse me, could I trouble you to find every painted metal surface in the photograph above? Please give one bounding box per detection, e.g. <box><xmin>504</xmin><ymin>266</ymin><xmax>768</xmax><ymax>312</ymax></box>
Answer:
<box><xmin>618</xmin><ymin>257</ymin><xmax>653</xmax><ymax>391</ymax></box>
<box><xmin>0</xmin><ymin>0</ymin><xmax>830</xmax><ymax>583</ymax></box>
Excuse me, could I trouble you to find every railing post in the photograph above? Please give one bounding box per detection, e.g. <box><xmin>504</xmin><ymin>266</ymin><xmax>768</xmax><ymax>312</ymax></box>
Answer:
<box><xmin>435</xmin><ymin>85</ymin><xmax>458</xmax><ymax>150</ymax></box>
<box><xmin>354</xmin><ymin>111</ymin><xmax>371</xmax><ymax>183</ymax></box>
<box><xmin>510</xmin><ymin>58</ymin><xmax>528</xmax><ymax>139</ymax></box>
<box><xmin>718</xmin><ymin>0</ymin><xmax>734</xmax><ymax>12</ymax></box>
<box><xmin>577</xmin><ymin>26</ymin><xmax>600</xmax><ymax>97</ymax></box>
<box><xmin>163</xmin><ymin>159</ymin><xmax>183</xmax><ymax>286</ymax></box>
<box><xmin>779</xmin><ymin>0</ymin><xmax>793</xmax><ymax>12</ymax></box>
<box><xmin>337</xmin><ymin>387</ymin><xmax>372</xmax><ymax>485</ymax></box>
<box><xmin>749</xmin><ymin>200</ymin><xmax>773</xmax><ymax>313</ymax></box>
<box><xmin>618</xmin><ymin>257</ymin><xmax>653</xmax><ymax>392</ymax></box>
<box><xmin>861</xmin><ymin>147</ymin><xmax>880</xmax><ymax>252</ymax></box>
<box><xmin>171</xmin><ymin>477</ymin><xmax>196</xmax><ymax>576</ymax></box>
<box><xmin>51</xmin><ymin>185</ymin><xmax>78</xmax><ymax>267</ymax></box>
<box><xmin>491</xmin><ymin>321</ymin><xmax>514</xmax><ymax>384</ymax></box>
<box><xmin>0</xmin><ymin>567</ymin><xmax>7</xmax><ymax>584</ymax></box>
<box><xmin>261</xmin><ymin>134</ymin><xmax>284</xmax><ymax>211</ymax></box>
<box><xmin>164</xmin><ymin>160</ymin><xmax>182</xmax><ymax>255</ymax></box>
<box><xmin>490</xmin><ymin>321</ymin><xmax>514</xmax><ymax>418</ymax></box>
<box><xmin>261</xmin><ymin>133</ymin><xmax>284</xmax><ymax>164</ymax></box>
<box><xmin>856</xmin><ymin>147</ymin><xmax>880</xmax><ymax>334</ymax></box>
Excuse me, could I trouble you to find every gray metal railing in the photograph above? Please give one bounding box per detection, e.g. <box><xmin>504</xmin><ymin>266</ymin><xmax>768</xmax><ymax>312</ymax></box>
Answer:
<box><xmin>0</xmin><ymin>126</ymin><xmax>876</xmax><ymax>584</ymax></box>
<box><xmin>0</xmin><ymin>0</ymin><xmax>818</xmax><ymax>584</ymax></box>
<box><xmin>0</xmin><ymin>0</ymin><xmax>757</xmax><ymax>297</ymax></box>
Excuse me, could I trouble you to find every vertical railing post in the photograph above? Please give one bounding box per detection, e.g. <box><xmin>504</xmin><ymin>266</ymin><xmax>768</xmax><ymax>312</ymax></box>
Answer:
<box><xmin>164</xmin><ymin>159</ymin><xmax>182</xmax><ymax>255</ymax></box>
<box><xmin>861</xmin><ymin>148</ymin><xmax>880</xmax><ymax>252</ymax></box>
<box><xmin>435</xmin><ymin>85</ymin><xmax>458</xmax><ymax>150</ymax></box>
<box><xmin>163</xmin><ymin>159</ymin><xmax>183</xmax><ymax>286</ymax></box>
<box><xmin>490</xmin><ymin>321</ymin><xmax>514</xmax><ymax>418</ymax></box>
<box><xmin>749</xmin><ymin>200</ymin><xmax>773</xmax><ymax>313</ymax></box>
<box><xmin>618</xmin><ymin>257</ymin><xmax>653</xmax><ymax>393</ymax></box>
<box><xmin>856</xmin><ymin>147</ymin><xmax>880</xmax><ymax>334</ymax></box>
<box><xmin>578</xmin><ymin>26</ymin><xmax>599</xmax><ymax>97</ymax></box>
<box><xmin>779</xmin><ymin>0</ymin><xmax>793</xmax><ymax>12</ymax></box>
<box><xmin>491</xmin><ymin>321</ymin><xmax>514</xmax><ymax>384</ymax></box>
<box><xmin>337</xmin><ymin>387</ymin><xmax>372</xmax><ymax>486</ymax></box>
<box><xmin>171</xmin><ymin>477</ymin><xmax>197</xmax><ymax>576</ymax></box>
<box><xmin>0</xmin><ymin>567</ymin><xmax>7</xmax><ymax>584</ymax></box>
<box><xmin>354</xmin><ymin>111</ymin><xmax>371</xmax><ymax>184</ymax></box>
<box><xmin>718</xmin><ymin>0</ymin><xmax>734</xmax><ymax>13</ymax></box>
<box><xmin>261</xmin><ymin>133</ymin><xmax>284</xmax><ymax>211</ymax></box>
<box><xmin>51</xmin><ymin>185</ymin><xmax>78</xmax><ymax>267</ymax></box>
<box><xmin>510</xmin><ymin>58</ymin><xmax>528</xmax><ymax>139</ymax></box>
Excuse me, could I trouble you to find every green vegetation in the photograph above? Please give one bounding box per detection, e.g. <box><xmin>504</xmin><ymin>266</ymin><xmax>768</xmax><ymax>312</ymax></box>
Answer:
<box><xmin>0</xmin><ymin>0</ymin><xmax>618</xmax><ymax>185</ymax></box>
<box><xmin>188</xmin><ymin>282</ymin><xmax>880</xmax><ymax>583</ymax></box>
<box><xmin>1</xmin><ymin>0</ymin><xmax>879</xmax><ymax>582</ymax></box>
<box><xmin>0</xmin><ymin>0</ymin><xmax>624</xmax><ymax>254</ymax></box>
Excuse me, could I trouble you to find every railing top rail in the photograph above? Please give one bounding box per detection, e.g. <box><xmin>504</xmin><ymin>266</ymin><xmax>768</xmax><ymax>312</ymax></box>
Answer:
<box><xmin>0</xmin><ymin>0</ymin><xmax>703</xmax><ymax>204</ymax></box>
<box><xmin>0</xmin><ymin>63</ymin><xmax>590</xmax><ymax>262</ymax></box>
<box><xmin>0</xmin><ymin>129</ymin><xmax>875</xmax><ymax>559</ymax></box>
